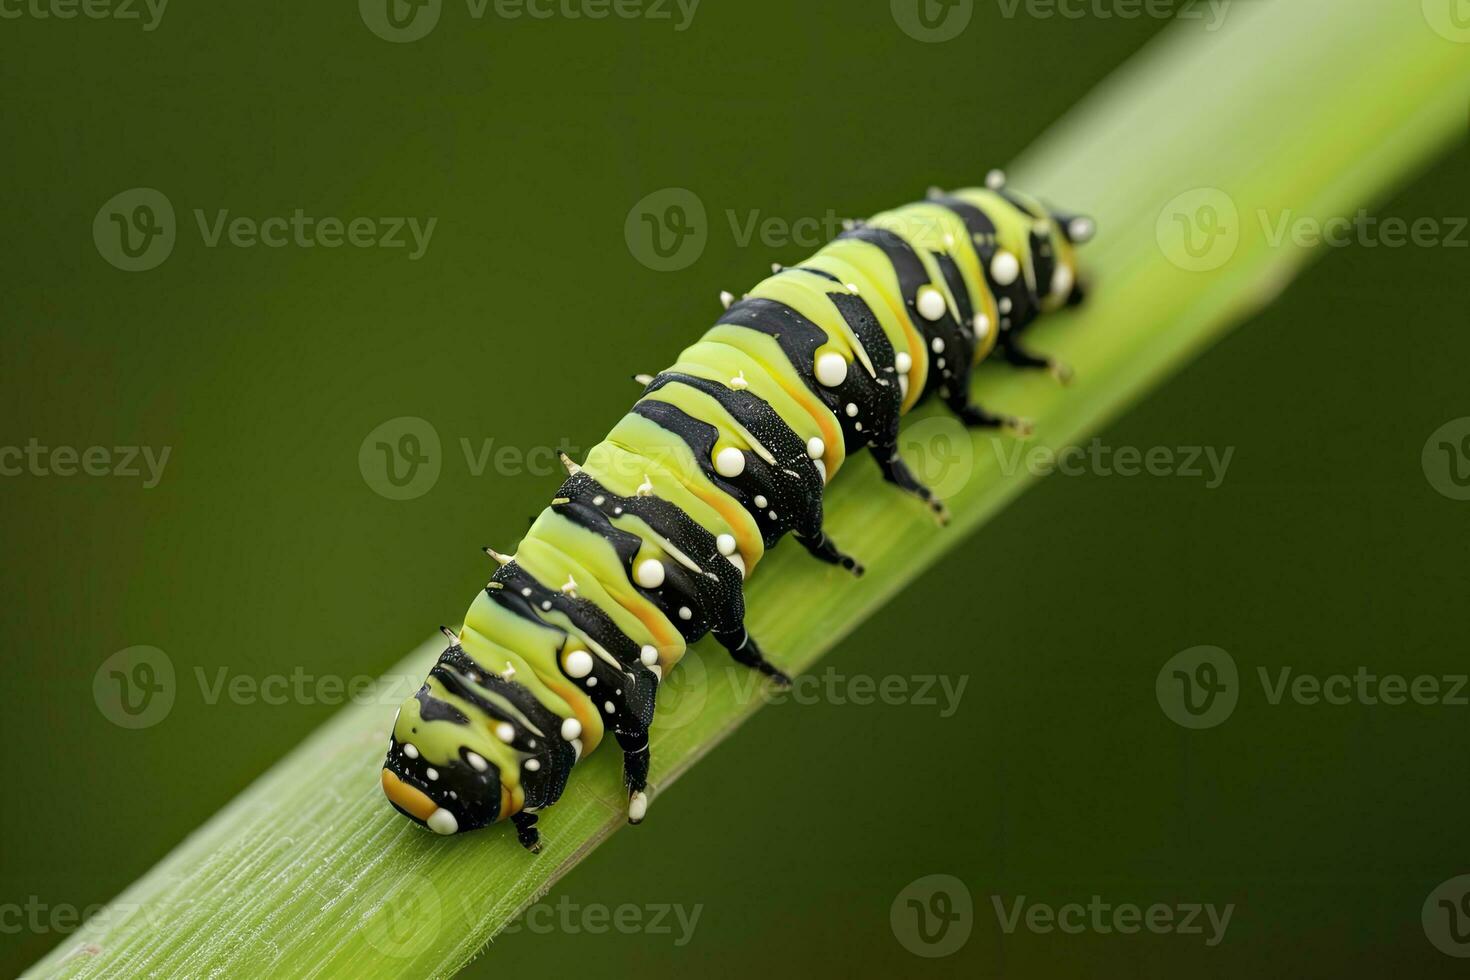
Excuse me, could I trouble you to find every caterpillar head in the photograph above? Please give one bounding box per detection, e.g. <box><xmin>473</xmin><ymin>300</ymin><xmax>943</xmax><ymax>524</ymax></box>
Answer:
<box><xmin>380</xmin><ymin>668</ymin><xmax>506</xmax><ymax>837</ymax></box>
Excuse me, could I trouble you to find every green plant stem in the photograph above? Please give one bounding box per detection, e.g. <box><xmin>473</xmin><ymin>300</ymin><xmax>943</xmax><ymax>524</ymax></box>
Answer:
<box><xmin>29</xmin><ymin>2</ymin><xmax>1469</xmax><ymax>976</ymax></box>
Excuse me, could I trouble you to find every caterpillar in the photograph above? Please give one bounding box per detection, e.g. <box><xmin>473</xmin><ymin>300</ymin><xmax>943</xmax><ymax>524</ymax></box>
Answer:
<box><xmin>380</xmin><ymin>170</ymin><xmax>1094</xmax><ymax>848</ymax></box>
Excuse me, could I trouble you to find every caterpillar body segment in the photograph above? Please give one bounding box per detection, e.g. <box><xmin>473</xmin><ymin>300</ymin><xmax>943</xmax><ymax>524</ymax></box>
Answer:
<box><xmin>381</xmin><ymin>173</ymin><xmax>1093</xmax><ymax>847</ymax></box>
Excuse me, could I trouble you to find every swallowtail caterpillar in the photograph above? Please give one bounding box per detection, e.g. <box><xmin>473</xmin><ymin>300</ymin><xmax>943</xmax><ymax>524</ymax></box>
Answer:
<box><xmin>380</xmin><ymin>171</ymin><xmax>1094</xmax><ymax>849</ymax></box>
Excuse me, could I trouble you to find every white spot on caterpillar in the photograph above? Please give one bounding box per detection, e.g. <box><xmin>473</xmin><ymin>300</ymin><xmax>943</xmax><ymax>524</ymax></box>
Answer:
<box><xmin>716</xmin><ymin>533</ymin><xmax>737</xmax><ymax>556</ymax></box>
<box><xmin>466</xmin><ymin>751</ymin><xmax>489</xmax><ymax>772</ymax></box>
<box><xmin>541</xmin><ymin>600</ymin><xmax>551</xmax><ymax>611</ymax></box>
<box><xmin>729</xmin><ymin>370</ymin><xmax>749</xmax><ymax>390</ymax></box>
<box><xmin>986</xmin><ymin>168</ymin><xmax>1007</xmax><ymax>190</ymax></box>
<box><xmin>1068</xmin><ymin>217</ymin><xmax>1095</xmax><ymax>243</ymax></box>
<box><xmin>521</xmin><ymin>588</ymin><xmax>532</xmax><ymax>597</ymax></box>
<box><xmin>427</xmin><ymin>808</ymin><xmax>458</xmax><ymax>835</ymax></box>
<box><xmin>403</xmin><ymin>743</ymin><xmax>419</xmax><ymax>759</ymax></box>
<box><xmin>592</xmin><ymin>495</ymin><xmax>606</xmax><ymax>506</ymax></box>
<box><xmin>999</xmin><ymin>297</ymin><xmax>1013</xmax><ymax>314</ymax></box>
<box><xmin>931</xmin><ymin>337</ymin><xmax>945</xmax><ymax>354</ymax></box>
<box><xmin>767</xmin><ymin>511</ymin><xmax>777</xmax><ymax>521</ymax></box>
<box><xmin>524</xmin><ymin>759</ymin><xmax>540</xmax><ymax>772</ymax></box>
<box><xmin>719</xmin><ymin>289</ymin><xmax>734</xmax><ymax>309</ymax></box>
<box><xmin>992</xmin><ymin>250</ymin><xmax>1020</xmax><ymax>286</ymax></box>
<box><xmin>845</xmin><ymin>282</ymin><xmax>860</xmax><ymax>294</ymax></box>
<box><xmin>561</xmin><ymin>717</ymin><xmax>582</xmax><ymax>741</ymax></box>
<box><xmin>604</xmin><ymin>700</ymin><xmax>616</xmax><ymax>713</ymax></box>
<box><xmin>678</xmin><ymin>606</ymin><xmax>692</xmax><ymax>621</ymax></box>
<box><xmin>587</xmin><ymin>676</ymin><xmax>597</xmax><ymax>687</ymax></box>
<box><xmin>845</xmin><ymin>402</ymin><xmax>858</xmax><ymax>417</ymax></box>
<box><xmin>640</xmin><ymin>645</ymin><xmax>659</xmax><ymax>666</ymax></box>
<box><xmin>806</xmin><ymin>436</ymin><xmax>825</xmax><ymax>459</ymax></box>
<box><xmin>495</xmin><ymin>722</ymin><xmax>515</xmax><ymax>743</ymax></box>
<box><xmin>974</xmin><ymin>313</ymin><xmax>990</xmax><ymax>338</ymax></box>
<box><xmin>565</xmin><ymin>650</ymin><xmax>594</xmax><ymax>678</ymax></box>
<box><xmin>628</xmin><ymin>791</ymin><xmax>649</xmax><ymax>824</ymax></box>
<box><xmin>814</xmin><ymin>351</ymin><xmax>848</xmax><ymax>387</ymax></box>
<box><xmin>714</xmin><ymin>447</ymin><xmax>746</xmax><ymax>478</ymax></box>
<box><xmin>426</xmin><ymin>768</ymin><xmax>439</xmax><ymax>781</ymax></box>
<box><xmin>916</xmin><ymin>286</ymin><xmax>946</xmax><ymax>322</ymax></box>
<box><xmin>635</xmin><ymin>559</ymin><xmax>665</xmax><ymax>589</ymax></box>
<box><xmin>753</xmin><ymin>494</ymin><xmax>768</xmax><ymax>509</ymax></box>
<box><xmin>895</xmin><ymin>351</ymin><xmax>912</xmax><ymax>374</ymax></box>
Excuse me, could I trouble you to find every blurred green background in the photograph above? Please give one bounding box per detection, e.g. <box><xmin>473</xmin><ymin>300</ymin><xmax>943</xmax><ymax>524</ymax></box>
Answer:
<box><xmin>3</xmin><ymin>1</ymin><xmax>1468</xmax><ymax>977</ymax></box>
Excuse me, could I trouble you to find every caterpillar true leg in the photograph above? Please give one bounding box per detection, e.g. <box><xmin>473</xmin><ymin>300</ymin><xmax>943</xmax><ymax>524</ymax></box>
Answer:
<box><xmin>715</xmin><ymin>626</ymin><xmax>792</xmax><ymax>687</ymax></box>
<box><xmin>796</xmin><ymin>530</ymin><xmax>865</xmax><ymax>577</ymax></box>
<box><xmin>1000</xmin><ymin>336</ymin><xmax>1074</xmax><ymax>385</ymax></box>
<box><xmin>870</xmin><ymin>447</ymin><xmax>950</xmax><ymax>525</ymax></box>
<box><xmin>511</xmin><ymin>811</ymin><xmax>541</xmax><ymax>853</ymax></box>
<box><xmin>615</xmin><ymin>730</ymin><xmax>652</xmax><ymax>823</ymax></box>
